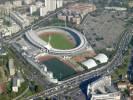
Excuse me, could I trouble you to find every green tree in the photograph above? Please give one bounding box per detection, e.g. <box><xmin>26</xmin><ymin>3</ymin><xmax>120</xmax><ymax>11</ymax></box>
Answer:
<box><xmin>6</xmin><ymin>81</ymin><xmax>12</xmax><ymax>93</ymax></box>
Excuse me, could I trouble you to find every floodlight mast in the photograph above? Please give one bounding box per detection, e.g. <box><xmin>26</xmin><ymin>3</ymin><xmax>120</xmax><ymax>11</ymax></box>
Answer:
<box><xmin>48</xmin><ymin>35</ymin><xmax>52</xmax><ymax>45</ymax></box>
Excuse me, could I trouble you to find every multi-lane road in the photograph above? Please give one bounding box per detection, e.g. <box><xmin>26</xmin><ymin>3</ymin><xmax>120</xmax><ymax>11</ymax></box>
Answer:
<box><xmin>25</xmin><ymin>28</ymin><xmax>133</xmax><ymax>99</ymax></box>
<box><xmin>4</xmin><ymin>3</ymin><xmax>133</xmax><ymax>99</ymax></box>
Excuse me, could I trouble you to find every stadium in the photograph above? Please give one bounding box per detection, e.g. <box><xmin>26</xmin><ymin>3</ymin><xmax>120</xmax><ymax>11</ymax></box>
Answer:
<box><xmin>25</xmin><ymin>26</ymin><xmax>88</xmax><ymax>56</ymax></box>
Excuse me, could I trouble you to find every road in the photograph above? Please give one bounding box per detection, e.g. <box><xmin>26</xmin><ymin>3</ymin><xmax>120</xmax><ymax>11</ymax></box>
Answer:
<box><xmin>4</xmin><ymin>3</ymin><xmax>133</xmax><ymax>100</ymax></box>
<box><xmin>24</xmin><ymin>27</ymin><xmax>133</xmax><ymax>99</ymax></box>
<box><xmin>13</xmin><ymin>87</ymin><xmax>29</xmax><ymax>100</ymax></box>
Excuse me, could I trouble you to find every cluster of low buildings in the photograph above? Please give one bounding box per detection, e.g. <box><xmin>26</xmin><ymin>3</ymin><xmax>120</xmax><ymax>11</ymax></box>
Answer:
<box><xmin>29</xmin><ymin>0</ymin><xmax>63</xmax><ymax>17</ymax></box>
<box><xmin>88</xmin><ymin>76</ymin><xmax>121</xmax><ymax>100</ymax></box>
<box><xmin>8</xmin><ymin>58</ymin><xmax>24</xmax><ymax>93</ymax></box>
<box><xmin>117</xmin><ymin>81</ymin><xmax>133</xmax><ymax>100</ymax></box>
<box><xmin>0</xmin><ymin>0</ymin><xmax>65</xmax><ymax>37</ymax></box>
<box><xmin>57</xmin><ymin>3</ymin><xmax>96</xmax><ymax>25</ymax></box>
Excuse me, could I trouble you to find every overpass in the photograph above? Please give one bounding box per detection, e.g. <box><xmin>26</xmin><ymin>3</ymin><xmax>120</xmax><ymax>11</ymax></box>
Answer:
<box><xmin>25</xmin><ymin>28</ymin><xmax>133</xmax><ymax>99</ymax></box>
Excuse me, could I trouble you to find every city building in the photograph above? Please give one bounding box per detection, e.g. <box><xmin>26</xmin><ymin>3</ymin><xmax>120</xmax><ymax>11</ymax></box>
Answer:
<box><xmin>68</xmin><ymin>15</ymin><xmax>73</xmax><ymax>22</ymax></box>
<box><xmin>117</xmin><ymin>81</ymin><xmax>128</xmax><ymax>91</ymax></box>
<box><xmin>30</xmin><ymin>5</ymin><xmax>37</xmax><ymax>15</ymax></box>
<box><xmin>128</xmin><ymin>1</ymin><xmax>133</xmax><ymax>8</ymax></box>
<box><xmin>8</xmin><ymin>59</ymin><xmax>15</xmax><ymax>76</ymax></box>
<box><xmin>45</xmin><ymin>0</ymin><xmax>56</xmax><ymax>11</ymax></box>
<box><xmin>12</xmin><ymin>0</ymin><xmax>22</xmax><ymax>7</ymax></box>
<box><xmin>1</xmin><ymin>23</ymin><xmax>20</xmax><ymax>37</ymax></box>
<box><xmin>57</xmin><ymin>12</ymin><xmax>81</xmax><ymax>25</ymax></box>
<box><xmin>104</xmin><ymin>7</ymin><xmax>127</xmax><ymax>11</ymax></box>
<box><xmin>72</xmin><ymin>16</ymin><xmax>81</xmax><ymax>25</ymax></box>
<box><xmin>10</xmin><ymin>12</ymin><xmax>29</xmax><ymax>28</ymax></box>
<box><xmin>35</xmin><ymin>1</ymin><xmax>43</xmax><ymax>8</ymax></box>
<box><xmin>17</xmin><ymin>70</ymin><xmax>24</xmax><ymax>83</ymax></box>
<box><xmin>0</xmin><ymin>5</ymin><xmax>11</xmax><ymax>18</ymax></box>
<box><xmin>57</xmin><ymin>0</ymin><xmax>63</xmax><ymax>8</ymax></box>
<box><xmin>67</xmin><ymin>3</ymin><xmax>96</xmax><ymax>17</ymax></box>
<box><xmin>87</xmin><ymin>76</ymin><xmax>121</xmax><ymax>100</ymax></box>
<box><xmin>12</xmin><ymin>77</ymin><xmax>20</xmax><ymax>92</ymax></box>
<box><xmin>57</xmin><ymin>3</ymin><xmax>96</xmax><ymax>25</ymax></box>
<box><xmin>4</xmin><ymin>1</ymin><xmax>13</xmax><ymax>9</ymax></box>
<box><xmin>57</xmin><ymin>13</ymin><xmax>67</xmax><ymax>21</ymax></box>
<box><xmin>39</xmin><ymin>7</ymin><xmax>48</xmax><ymax>16</ymax></box>
<box><xmin>12</xmin><ymin>71</ymin><xmax>24</xmax><ymax>93</ymax></box>
<box><xmin>91</xmin><ymin>92</ymin><xmax>121</xmax><ymax>100</ymax></box>
<box><xmin>23</xmin><ymin>0</ymin><xmax>33</xmax><ymax>5</ymax></box>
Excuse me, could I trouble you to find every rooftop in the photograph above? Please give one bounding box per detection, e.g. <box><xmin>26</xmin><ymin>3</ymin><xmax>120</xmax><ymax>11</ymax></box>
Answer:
<box><xmin>82</xmin><ymin>59</ymin><xmax>97</xmax><ymax>69</ymax></box>
<box><xmin>94</xmin><ymin>53</ymin><xmax>108</xmax><ymax>63</ymax></box>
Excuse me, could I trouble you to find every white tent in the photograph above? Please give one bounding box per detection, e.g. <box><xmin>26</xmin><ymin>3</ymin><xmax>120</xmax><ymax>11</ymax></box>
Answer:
<box><xmin>94</xmin><ymin>53</ymin><xmax>108</xmax><ymax>63</ymax></box>
<box><xmin>82</xmin><ymin>59</ymin><xmax>97</xmax><ymax>69</ymax></box>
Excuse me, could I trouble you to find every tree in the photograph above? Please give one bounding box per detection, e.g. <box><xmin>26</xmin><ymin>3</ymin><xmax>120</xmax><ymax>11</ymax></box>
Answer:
<box><xmin>6</xmin><ymin>81</ymin><xmax>12</xmax><ymax>93</ymax></box>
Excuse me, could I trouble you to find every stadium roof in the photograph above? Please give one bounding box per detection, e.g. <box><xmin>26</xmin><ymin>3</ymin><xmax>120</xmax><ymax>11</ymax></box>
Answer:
<box><xmin>94</xmin><ymin>53</ymin><xmax>108</xmax><ymax>63</ymax></box>
<box><xmin>82</xmin><ymin>59</ymin><xmax>97</xmax><ymax>69</ymax></box>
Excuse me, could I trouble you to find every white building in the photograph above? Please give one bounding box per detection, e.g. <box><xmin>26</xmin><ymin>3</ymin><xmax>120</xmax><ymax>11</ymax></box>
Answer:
<box><xmin>12</xmin><ymin>71</ymin><xmax>24</xmax><ymax>93</ymax></box>
<box><xmin>12</xmin><ymin>77</ymin><xmax>20</xmax><ymax>92</ymax></box>
<box><xmin>39</xmin><ymin>7</ymin><xmax>48</xmax><ymax>16</ymax></box>
<box><xmin>82</xmin><ymin>59</ymin><xmax>97</xmax><ymax>69</ymax></box>
<box><xmin>87</xmin><ymin>76</ymin><xmax>121</xmax><ymax>100</ymax></box>
<box><xmin>94</xmin><ymin>53</ymin><xmax>108</xmax><ymax>63</ymax></box>
<box><xmin>17</xmin><ymin>70</ymin><xmax>24</xmax><ymax>84</ymax></box>
<box><xmin>30</xmin><ymin>5</ymin><xmax>37</xmax><ymax>15</ymax></box>
<box><xmin>47</xmin><ymin>71</ymin><xmax>53</xmax><ymax>79</ymax></box>
<box><xmin>105</xmin><ymin>7</ymin><xmax>127</xmax><ymax>11</ymax></box>
<box><xmin>12</xmin><ymin>0</ymin><xmax>22</xmax><ymax>7</ymax></box>
<box><xmin>40</xmin><ymin>65</ymin><xmax>47</xmax><ymax>72</ymax></box>
<box><xmin>91</xmin><ymin>92</ymin><xmax>121</xmax><ymax>100</ymax></box>
<box><xmin>35</xmin><ymin>1</ymin><xmax>43</xmax><ymax>8</ymax></box>
<box><xmin>88</xmin><ymin>76</ymin><xmax>112</xmax><ymax>93</ymax></box>
<box><xmin>45</xmin><ymin>0</ymin><xmax>56</xmax><ymax>11</ymax></box>
<box><xmin>0</xmin><ymin>5</ymin><xmax>11</xmax><ymax>17</ymax></box>
<box><xmin>9</xmin><ymin>59</ymin><xmax>15</xmax><ymax>76</ymax></box>
<box><xmin>57</xmin><ymin>0</ymin><xmax>63</xmax><ymax>8</ymax></box>
<box><xmin>23</xmin><ymin>0</ymin><xmax>33</xmax><ymax>5</ymax></box>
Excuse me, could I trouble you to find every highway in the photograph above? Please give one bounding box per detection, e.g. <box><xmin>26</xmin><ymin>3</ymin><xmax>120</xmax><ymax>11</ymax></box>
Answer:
<box><xmin>5</xmin><ymin>8</ymin><xmax>64</xmax><ymax>43</ymax></box>
<box><xmin>25</xmin><ymin>28</ymin><xmax>133</xmax><ymax>99</ymax></box>
<box><xmin>5</xmin><ymin>3</ymin><xmax>133</xmax><ymax>99</ymax></box>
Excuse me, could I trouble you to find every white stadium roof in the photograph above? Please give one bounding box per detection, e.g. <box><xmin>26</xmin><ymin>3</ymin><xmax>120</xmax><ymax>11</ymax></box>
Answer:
<box><xmin>25</xmin><ymin>26</ymin><xmax>88</xmax><ymax>56</ymax></box>
<box><xmin>94</xmin><ymin>53</ymin><xmax>108</xmax><ymax>63</ymax></box>
<box><xmin>82</xmin><ymin>59</ymin><xmax>97</xmax><ymax>69</ymax></box>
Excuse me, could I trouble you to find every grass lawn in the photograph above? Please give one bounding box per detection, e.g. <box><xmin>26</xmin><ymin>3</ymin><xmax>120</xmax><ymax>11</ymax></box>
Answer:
<box><xmin>39</xmin><ymin>33</ymin><xmax>75</xmax><ymax>50</ymax></box>
<box><xmin>0</xmin><ymin>67</ymin><xmax>7</xmax><ymax>82</ymax></box>
<box><xmin>0</xmin><ymin>82</ymin><xmax>28</xmax><ymax>100</ymax></box>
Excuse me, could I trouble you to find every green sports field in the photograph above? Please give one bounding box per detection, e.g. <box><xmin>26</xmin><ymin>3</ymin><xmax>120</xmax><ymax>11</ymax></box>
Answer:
<box><xmin>39</xmin><ymin>33</ymin><xmax>75</xmax><ymax>50</ymax></box>
<box><xmin>43</xmin><ymin>58</ymin><xmax>76</xmax><ymax>81</ymax></box>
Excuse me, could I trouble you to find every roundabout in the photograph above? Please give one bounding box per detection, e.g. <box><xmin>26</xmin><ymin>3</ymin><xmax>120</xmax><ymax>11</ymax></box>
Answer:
<box><xmin>25</xmin><ymin>26</ymin><xmax>88</xmax><ymax>56</ymax></box>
